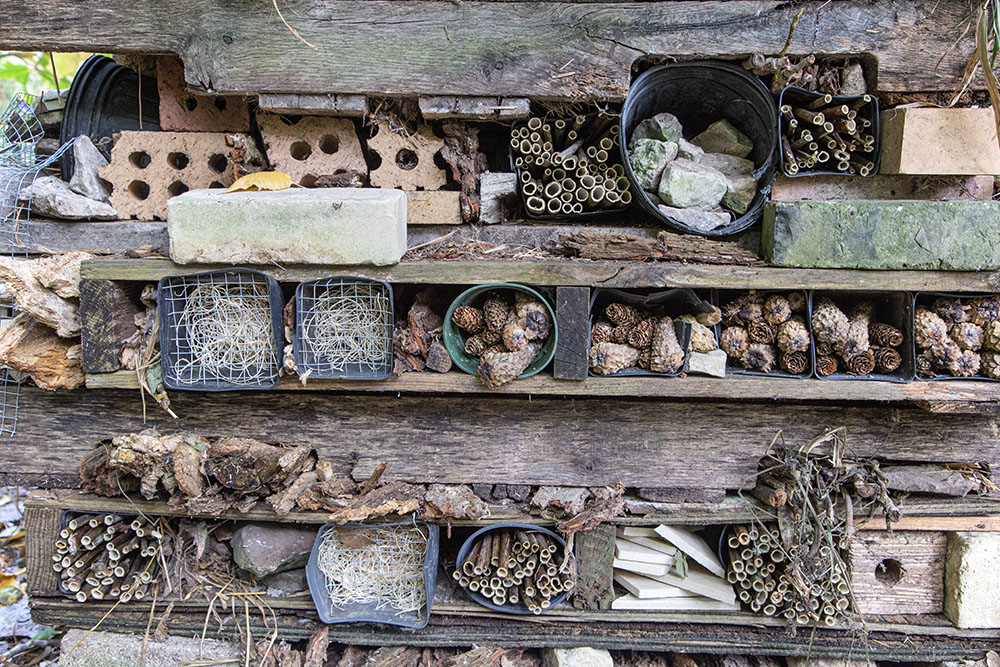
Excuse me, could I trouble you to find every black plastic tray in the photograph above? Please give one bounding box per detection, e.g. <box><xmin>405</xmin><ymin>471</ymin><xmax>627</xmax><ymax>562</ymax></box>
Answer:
<box><xmin>913</xmin><ymin>292</ymin><xmax>1000</xmax><ymax>382</ymax></box>
<box><xmin>715</xmin><ymin>289</ymin><xmax>812</xmax><ymax>379</ymax></box>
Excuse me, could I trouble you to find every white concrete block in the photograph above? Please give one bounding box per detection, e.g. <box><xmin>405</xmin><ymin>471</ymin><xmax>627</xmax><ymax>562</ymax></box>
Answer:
<box><xmin>945</xmin><ymin>531</ymin><xmax>1000</xmax><ymax>628</ymax></box>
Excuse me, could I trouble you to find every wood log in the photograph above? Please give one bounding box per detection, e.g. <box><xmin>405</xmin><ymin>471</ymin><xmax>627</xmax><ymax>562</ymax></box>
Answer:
<box><xmin>0</xmin><ymin>314</ymin><xmax>84</xmax><ymax>389</ymax></box>
<box><xmin>0</xmin><ymin>253</ymin><xmax>93</xmax><ymax>337</ymax></box>
<box><xmin>848</xmin><ymin>531</ymin><xmax>948</xmax><ymax>615</ymax></box>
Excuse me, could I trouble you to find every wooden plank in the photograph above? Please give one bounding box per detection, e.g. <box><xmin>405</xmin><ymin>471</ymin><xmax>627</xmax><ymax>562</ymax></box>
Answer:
<box><xmin>571</xmin><ymin>525</ymin><xmax>615</xmax><ymax>611</ymax></box>
<box><xmin>79</xmin><ymin>258</ymin><xmax>1000</xmax><ymax>293</ymax></box>
<box><xmin>553</xmin><ymin>286</ymin><xmax>589</xmax><ymax>380</ymax></box>
<box><xmin>24</xmin><ymin>506</ymin><xmax>61</xmax><ymax>597</ymax></box>
<box><xmin>856</xmin><ymin>515</ymin><xmax>1000</xmax><ymax>531</ymax></box>
<box><xmin>4</xmin><ymin>388</ymin><xmax>1000</xmax><ymax>489</ymax></box>
<box><xmin>0</xmin><ymin>2</ymin><xmax>977</xmax><ymax>98</ymax></box>
<box><xmin>25</xmin><ymin>221</ymin><xmax>168</xmax><ymax>255</ymax></box>
<box><xmin>85</xmin><ymin>369</ymin><xmax>1000</xmax><ymax>413</ymax></box>
<box><xmin>849</xmin><ymin>531</ymin><xmax>947</xmax><ymax>615</ymax></box>
<box><xmin>257</xmin><ymin>93</ymin><xmax>368</xmax><ymax>117</ymax></box>
<box><xmin>79</xmin><ymin>280</ymin><xmax>139</xmax><ymax>373</ymax></box>
<box><xmin>406</xmin><ymin>191</ymin><xmax>463</xmax><ymax>225</ymax></box>
<box><xmin>418</xmin><ymin>96</ymin><xmax>530</xmax><ymax>120</ymax></box>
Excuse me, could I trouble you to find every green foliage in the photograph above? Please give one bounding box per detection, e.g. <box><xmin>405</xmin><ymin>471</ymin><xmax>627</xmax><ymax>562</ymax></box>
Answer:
<box><xmin>0</xmin><ymin>52</ymin><xmax>94</xmax><ymax>108</ymax></box>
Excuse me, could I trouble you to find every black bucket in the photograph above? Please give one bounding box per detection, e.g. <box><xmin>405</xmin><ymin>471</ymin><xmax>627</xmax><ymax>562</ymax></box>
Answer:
<box><xmin>621</xmin><ymin>61</ymin><xmax>778</xmax><ymax>236</ymax></box>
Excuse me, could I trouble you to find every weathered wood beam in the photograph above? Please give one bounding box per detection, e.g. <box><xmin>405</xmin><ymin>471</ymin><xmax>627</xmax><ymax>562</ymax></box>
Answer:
<box><xmin>0</xmin><ymin>2</ymin><xmax>978</xmax><ymax>99</ymax></box>
<box><xmin>257</xmin><ymin>93</ymin><xmax>368</xmax><ymax>117</ymax></box>
<box><xmin>553</xmin><ymin>286</ymin><xmax>589</xmax><ymax>380</ymax></box>
<box><xmin>418</xmin><ymin>96</ymin><xmax>531</xmax><ymax>120</ymax></box>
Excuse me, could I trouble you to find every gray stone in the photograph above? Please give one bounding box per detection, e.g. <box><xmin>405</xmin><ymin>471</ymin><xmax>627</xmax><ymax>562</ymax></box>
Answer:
<box><xmin>658</xmin><ymin>205</ymin><xmax>731</xmax><ymax>233</ymax></box>
<box><xmin>944</xmin><ymin>531</ymin><xmax>1000</xmax><ymax>628</ymax></box>
<box><xmin>691</xmin><ymin>119</ymin><xmax>754</xmax><ymax>158</ymax></box>
<box><xmin>0</xmin><ymin>598</ymin><xmax>46</xmax><ymax>639</ymax></box>
<box><xmin>840</xmin><ymin>62</ymin><xmax>867</xmax><ymax>97</ymax></box>
<box><xmin>167</xmin><ymin>187</ymin><xmax>407</xmax><ymax>266</ymax></box>
<box><xmin>59</xmin><ymin>629</ymin><xmax>241</xmax><ymax>667</ymax></box>
<box><xmin>230</xmin><ymin>522</ymin><xmax>316</xmax><ymax>579</ymax></box>
<box><xmin>700</xmin><ymin>152</ymin><xmax>754</xmax><ymax>178</ymax></box>
<box><xmin>629</xmin><ymin>112</ymin><xmax>683</xmax><ymax>148</ymax></box>
<box><xmin>629</xmin><ymin>139</ymin><xmax>677</xmax><ymax>191</ymax></box>
<box><xmin>657</xmin><ymin>158</ymin><xmax>727</xmax><ymax>210</ymax></box>
<box><xmin>763</xmin><ymin>200</ymin><xmax>1000</xmax><ymax>270</ymax></box>
<box><xmin>542</xmin><ymin>647</ymin><xmax>614</xmax><ymax>667</ymax></box>
<box><xmin>68</xmin><ymin>135</ymin><xmax>111</xmax><ymax>202</ymax></box>
<box><xmin>677</xmin><ymin>138</ymin><xmax>704</xmax><ymax>162</ymax></box>
<box><xmin>684</xmin><ymin>349</ymin><xmax>728</xmax><ymax>378</ymax></box>
<box><xmin>262</xmin><ymin>567</ymin><xmax>308</xmax><ymax>597</ymax></box>
<box><xmin>722</xmin><ymin>175</ymin><xmax>757</xmax><ymax>215</ymax></box>
<box><xmin>21</xmin><ymin>176</ymin><xmax>118</xmax><ymax>221</ymax></box>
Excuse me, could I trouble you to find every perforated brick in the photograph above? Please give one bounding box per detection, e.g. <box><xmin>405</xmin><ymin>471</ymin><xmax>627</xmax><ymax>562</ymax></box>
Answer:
<box><xmin>256</xmin><ymin>113</ymin><xmax>367</xmax><ymax>186</ymax></box>
<box><xmin>157</xmin><ymin>57</ymin><xmax>251</xmax><ymax>133</ymax></box>
<box><xmin>99</xmin><ymin>131</ymin><xmax>235</xmax><ymax>220</ymax></box>
<box><xmin>367</xmin><ymin>122</ymin><xmax>446</xmax><ymax>190</ymax></box>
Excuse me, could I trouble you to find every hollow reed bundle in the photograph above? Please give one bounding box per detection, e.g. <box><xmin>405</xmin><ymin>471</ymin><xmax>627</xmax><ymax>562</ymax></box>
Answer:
<box><xmin>299</xmin><ymin>280</ymin><xmax>393</xmax><ymax>374</ymax></box>
<box><xmin>53</xmin><ymin>513</ymin><xmax>162</xmax><ymax>603</ymax></box>
<box><xmin>511</xmin><ymin>114</ymin><xmax>630</xmax><ymax>216</ymax></box>
<box><xmin>453</xmin><ymin>529</ymin><xmax>576</xmax><ymax>614</ymax></box>
<box><xmin>316</xmin><ymin>525</ymin><xmax>429</xmax><ymax>614</ymax></box>
<box><xmin>779</xmin><ymin>94</ymin><xmax>876</xmax><ymax>176</ymax></box>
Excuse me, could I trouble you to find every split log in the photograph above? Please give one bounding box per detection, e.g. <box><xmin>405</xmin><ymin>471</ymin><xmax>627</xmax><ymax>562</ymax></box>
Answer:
<box><xmin>0</xmin><ymin>252</ymin><xmax>94</xmax><ymax>337</ymax></box>
<box><xmin>0</xmin><ymin>314</ymin><xmax>84</xmax><ymax>389</ymax></box>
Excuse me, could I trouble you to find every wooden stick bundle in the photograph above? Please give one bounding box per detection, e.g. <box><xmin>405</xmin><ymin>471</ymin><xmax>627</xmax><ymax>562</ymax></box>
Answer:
<box><xmin>780</xmin><ymin>94</ymin><xmax>875</xmax><ymax>176</ymax></box>
<box><xmin>453</xmin><ymin>529</ymin><xmax>575</xmax><ymax>614</ymax></box>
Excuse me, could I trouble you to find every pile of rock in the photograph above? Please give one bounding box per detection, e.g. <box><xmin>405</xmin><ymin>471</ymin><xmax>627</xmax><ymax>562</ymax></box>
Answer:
<box><xmin>628</xmin><ymin>112</ymin><xmax>757</xmax><ymax>233</ymax></box>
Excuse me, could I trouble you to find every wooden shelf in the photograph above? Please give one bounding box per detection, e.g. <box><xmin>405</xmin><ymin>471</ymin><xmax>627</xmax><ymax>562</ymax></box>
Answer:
<box><xmin>86</xmin><ymin>369</ymin><xmax>1000</xmax><ymax>413</ymax></box>
<box><xmin>81</xmin><ymin>257</ymin><xmax>1000</xmax><ymax>293</ymax></box>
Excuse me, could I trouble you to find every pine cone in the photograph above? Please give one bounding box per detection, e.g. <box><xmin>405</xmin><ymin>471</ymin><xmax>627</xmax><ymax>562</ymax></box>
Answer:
<box><xmin>816</xmin><ymin>355</ymin><xmax>838</xmax><ymax>376</ymax></box>
<box><xmin>950</xmin><ymin>322</ymin><xmax>983</xmax><ymax>351</ymax></box>
<box><xmin>452</xmin><ymin>305</ymin><xmax>485</xmax><ymax>334</ymax></box>
<box><xmin>815</xmin><ymin>340</ymin><xmax>834</xmax><ymax>357</ymax></box>
<box><xmin>589</xmin><ymin>342</ymin><xmax>640</xmax><ymax>375</ymax></box>
<box><xmin>869</xmin><ymin>321</ymin><xmax>904</xmax><ymax>348</ymax></box>
<box><xmin>678</xmin><ymin>314</ymin><xmax>718</xmax><ymax>353</ymax></box>
<box><xmin>591</xmin><ymin>321</ymin><xmax>614</xmax><ymax>345</ymax></box>
<box><xmin>738</xmin><ymin>302</ymin><xmax>764</xmax><ymax>324</ymax></box>
<box><xmin>721</xmin><ymin>295</ymin><xmax>762</xmax><ymax>325</ymax></box>
<box><xmin>947</xmin><ymin>350</ymin><xmax>981</xmax><ymax>377</ymax></box>
<box><xmin>627</xmin><ymin>317</ymin><xmax>656</xmax><ymax>349</ymax></box>
<box><xmin>743</xmin><ymin>344</ymin><xmax>777</xmax><ymax>373</ymax></box>
<box><xmin>872</xmin><ymin>346</ymin><xmax>902</xmax><ymax>373</ymax></box>
<box><xmin>481</xmin><ymin>329</ymin><xmax>502</xmax><ymax>345</ymax></box>
<box><xmin>719</xmin><ymin>326</ymin><xmax>749</xmax><ymax>359</ymax></box>
<box><xmin>914</xmin><ymin>307</ymin><xmax>948</xmax><ymax>349</ymax></box>
<box><xmin>763</xmin><ymin>295</ymin><xmax>792</xmax><ymax>326</ymax></box>
<box><xmin>747</xmin><ymin>320</ymin><xmax>775</xmax><ymax>344</ymax></box>
<box><xmin>981</xmin><ymin>351</ymin><xmax>1000</xmax><ymax>379</ymax></box>
<box><xmin>650</xmin><ymin>317</ymin><xmax>684</xmax><ymax>374</ymax></box>
<box><xmin>811</xmin><ymin>298</ymin><xmax>849</xmax><ymax>346</ymax></box>
<box><xmin>513</xmin><ymin>294</ymin><xmax>552</xmax><ymax>340</ymax></box>
<box><xmin>479</xmin><ymin>342</ymin><xmax>541</xmax><ymax>388</ymax></box>
<box><xmin>482</xmin><ymin>294</ymin><xmax>511</xmax><ymax>332</ymax></box>
<box><xmin>721</xmin><ymin>296</ymin><xmax>747</xmax><ymax>326</ymax></box>
<box><xmin>916</xmin><ymin>350</ymin><xmax>936</xmax><ymax>378</ymax></box>
<box><xmin>465</xmin><ymin>334</ymin><xmax>489</xmax><ymax>357</ymax></box>
<box><xmin>637</xmin><ymin>348</ymin><xmax>651</xmax><ymax>369</ymax></box>
<box><xmin>930</xmin><ymin>338</ymin><xmax>962</xmax><ymax>368</ymax></box>
<box><xmin>786</xmin><ymin>291</ymin><xmax>807</xmax><ymax>314</ymax></box>
<box><xmin>695</xmin><ymin>304</ymin><xmax>722</xmax><ymax>327</ymax></box>
<box><xmin>605</xmin><ymin>303</ymin><xmax>640</xmax><ymax>326</ymax></box>
<box><xmin>968</xmin><ymin>297</ymin><xmax>1000</xmax><ymax>327</ymax></box>
<box><xmin>845</xmin><ymin>350</ymin><xmax>876</xmax><ymax>376</ymax></box>
<box><xmin>933</xmin><ymin>297</ymin><xmax>968</xmax><ymax>325</ymax></box>
<box><xmin>777</xmin><ymin>318</ymin><xmax>810</xmax><ymax>353</ymax></box>
<box><xmin>836</xmin><ymin>302</ymin><xmax>872</xmax><ymax>359</ymax></box>
<box><xmin>983</xmin><ymin>321</ymin><xmax>1000</xmax><ymax>351</ymax></box>
<box><xmin>780</xmin><ymin>350</ymin><xmax>808</xmax><ymax>375</ymax></box>
<box><xmin>611</xmin><ymin>325</ymin><xmax>631</xmax><ymax>344</ymax></box>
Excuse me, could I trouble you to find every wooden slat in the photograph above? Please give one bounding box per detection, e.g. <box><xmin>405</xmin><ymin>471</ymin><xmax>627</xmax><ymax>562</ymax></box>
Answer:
<box><xmin>856</xmin><ymin>515</ymin><xmax>1000</xmax><ymax>531</ymax></box>
<box><xmin>553</xmin><ymin>286</ymin><xmax>589</xmax><ymax>380</ymax></box>
<box><xmin>80</xmin><ymin>258</ymin><xmax>1000</xmax><ymax>293</ymax></box>
<box><xmin>3</xmin><ymin>387</ymin><xmax>999</xmax><ymax>489</ymax></box>
<box><xmin>86</xmin><ymin>369</ymin><xmax>1000</xmax><ymax>413</ymax></box>
<box><xmin>257</xmin><ymin>93</ymin><xmax>368</xmax><ymax>117</ymax></box>
<box><xmin>418</xmin><ymin>96</ymin><xmax>530</xmax><ymax>120</ymax></box>
<box><xmin>25</xmin><ymin>221</ymin><xmax>168</xmax><ymax>255</ymax></box>
<box><xmin>0</xmin><ymin>2</ymin><xmax>977</xmax><ymax>98</ymax></box>
<box><xmin>79</xmin><ymin>280</ymin><xmax>139</xmax><ymax>373</ymax></box>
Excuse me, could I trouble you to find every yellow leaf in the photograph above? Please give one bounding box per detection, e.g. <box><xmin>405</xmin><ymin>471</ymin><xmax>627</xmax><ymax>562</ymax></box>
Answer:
<box><xmin>224</xmin><ymin>171</ymin><xmax>294</xmax><ymax>193</ymax></box>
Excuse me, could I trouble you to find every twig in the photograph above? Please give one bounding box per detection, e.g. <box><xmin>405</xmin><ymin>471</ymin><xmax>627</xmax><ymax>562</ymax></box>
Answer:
<box><xmin>272</xmin><ymin>0</ymin><xmax>318</xmax><ymax>50</ymax></box>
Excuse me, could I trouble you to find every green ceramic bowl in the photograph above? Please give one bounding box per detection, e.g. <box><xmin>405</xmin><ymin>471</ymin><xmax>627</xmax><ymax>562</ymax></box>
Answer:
<box><xmin>443</xmin><ymin>283</ymin><xmax>557</xmax><ymax>378</ymax></box>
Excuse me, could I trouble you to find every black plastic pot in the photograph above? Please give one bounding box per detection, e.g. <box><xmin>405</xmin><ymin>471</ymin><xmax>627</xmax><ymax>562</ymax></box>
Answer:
<box><xmin>60</xmin><ymin>55</ymin><xmax>160</xmax><ymax>180</ymax></box>
<box><xmin>621</xmin><ymin>61</ymin><xmax>778</xmax><ymax>236</ymax></box>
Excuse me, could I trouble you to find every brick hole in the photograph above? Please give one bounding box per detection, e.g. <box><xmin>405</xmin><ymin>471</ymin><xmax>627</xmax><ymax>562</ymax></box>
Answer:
<box><xmin>366</xmin><ymin>150</ymin><xmax>383</xmax><ymax>171</ymax></box>
<box><xmin>209</xmin><ymin>181</ymin><xmax>225</xmax><ymax>189</ymax></box>
<box><xmin>167</xmin><ymin>181</ymin><xmax>190</xmax><ymax>197</ymax></box>
<box><xmin>208</xmin><ymin>154</ymin><xmax>228</xmax><ymax>173</ymax></box>
<box><xmin>875</xmin><ymin>558</ymin><xmax>904</xmax><ymax>586</ymax></box>
<box><xmin>300</xmin><ymin>175</ymin><xmax>318</xmax><ymax>188</ymax></box>
<box><xmin>395</xmin><ymin>148</ymin><xmax>418</xmax><ymax>171</ymax></box>
<box><xmin>167</xmin><ymin>152</ymin><xmax>190</xmax><ymax>170</ymax></box>
<box><xmin>214</xmin><ymin>96</ymin><xmax>227</xmax><ymax>111</ymax></box>
<box><xmin>432</xmin><ymin>148</ymin><xmax>449</xmax><ymax>171</ymax></box>
<box><xmin>318</xmin><ymin>134</ymin><xmax>340</xmax><ymax>155</ymax></box>
<box><xmin>128</xmin><ymin>180</ymin><xmax>150</xmax><ymax>200</ymax></box>
<box><xmin>279</xmin><ymin>114</ymin><xmax>302</xmax><ymax>126</ymax></box>
<box><xmin>129</xmin><ymin>151</ymin><xmax>151</xmax><ymax>169</ymax></box>
<box><xmin>185</xmin><ymin>97</ymin><xmax>198</xmax><ymax>112</ymax></box>
<box><xmin>290</xmin><ymin>141</ymin><xmax>312</xmax><ymax>161</ymax></box>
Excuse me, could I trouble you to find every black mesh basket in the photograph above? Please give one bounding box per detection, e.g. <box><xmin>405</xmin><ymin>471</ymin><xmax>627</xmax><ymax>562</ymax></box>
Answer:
<box><xmin>158</xmin><ymin>269</ymin><xmax>284</xmax><ymax>391</ymax></box>
<box><xmin>293</xmin><ymin>276</ymin><xmax>394</xmax><ymax>381</ymax></box>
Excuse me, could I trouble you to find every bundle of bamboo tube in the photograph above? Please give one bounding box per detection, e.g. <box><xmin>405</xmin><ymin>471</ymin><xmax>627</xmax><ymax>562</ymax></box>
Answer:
<box><xmin>453</xmin><ymin>528</ymin><xmax>576</xmax><ymax>614</ymax></box>
<box><xmin>53</xmin><ymin>513</ymin><xmax>162</xmax><ymax>603</ymax></box>
<box><xmin>779</xmin><ymin>93</ymin><xmax>876</xmax><ymax>176</ymax></box>
<box><xmin>726</xmin><ymin>524</ymin><xmax>850</xmax><ymax>626</ymax></box>
<box><xmin>510</xmin><ymin>114</ymin><xmax>631</xmax><ymax>216</ymax></box>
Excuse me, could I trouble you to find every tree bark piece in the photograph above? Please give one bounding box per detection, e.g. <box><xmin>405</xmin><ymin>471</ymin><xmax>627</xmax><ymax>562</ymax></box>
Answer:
<box><xmin>555</xmin><ymin>231</ymin><xmax>761</xmax><ymax>265</ymax></box>
<box><xmin>0</xmin><ymin>314</ymin><xmax>83</xmax><ymax>389</ymax></box>
<box><xmin>571</xmin><ymin>524</ymin><xmax>615</xmax><ymax>611</ymax></box>
<box><xmin>0</xmin><ymin>252</ymin><xmax>93</xmax><ymax>337</ymax></box>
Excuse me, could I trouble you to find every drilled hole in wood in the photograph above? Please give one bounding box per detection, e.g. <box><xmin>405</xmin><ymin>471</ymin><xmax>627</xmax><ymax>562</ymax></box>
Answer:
<box><xmin>214</xmin><ymin>96</ymin><xmax>227</xmax><ymax>111</ymax></box>
<box><xmin>290</xmin><ymin>141</ymin><xmax>312</xmax><ymax>161</ymax></box>
<box><xmin>319</xmin><ymin>134</ymin><xmax>340</xmax><ymax>154</ymax></box>
<box><xmin>395</xmin><ymin>148</ymin><xmax>418</xmax><ymax>171</ymax></box>
<box><xmin>185</xmin><ymin>97</ymin><xmax>198</xmax><ymax>112</ymax></box>
<box><xmin>129</xmin><ymin>151</ymin><xmax>151</xmax><ymax>169</ymax></box>
<box><xmin>167</xmin><ymin>152</ymin><xmax>190</xmax><ymax>170</ymax></box>
<box><xmin>208</xmin><ymin>154</ymin><xmax>228</xmax><ymax>174</ymax></box>
<box><xmin>128</xmin><ymin>180</ymin><xmax>150</xmax><ymax>201</ymax></box>
<box><xmin>167</xmin><ymin>181</ymin><xmax>190</xmax><ymax>197</ymax></box>
<box><xmin>875</xmin><ymin>558</ymin><xmax>904</xmax><ymax>586</ymax></box>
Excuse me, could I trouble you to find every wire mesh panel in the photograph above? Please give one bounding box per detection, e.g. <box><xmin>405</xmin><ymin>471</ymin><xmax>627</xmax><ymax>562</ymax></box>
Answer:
<box><xmin>1</xmin><ymin>141</ymin><xmax>76</xmax><ymax>256</ymax></box>
<box><xmin>0</xmin><ymin>93</ymin><xmax>43</xmax><ymax>167</ymax></box>
<box><xmin>157</xmin><ymin>269</ymin><xmax>284</xmax><ymax>391</ymax></box>
<box><xmin>294</xmin><ymin>276</ymin><xmax>394</xmax><ymax>380</ymax></box>
<box><xmin>306</xmin><ymin>521</ymin><xmax>439</xmax><ymax>627</ymax></box>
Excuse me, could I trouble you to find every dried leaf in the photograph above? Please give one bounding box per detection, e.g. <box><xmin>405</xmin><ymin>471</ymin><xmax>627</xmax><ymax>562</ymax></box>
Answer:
<box><xmin>224</xmin><ymin>171</ymin><xmax>293</xmax><ymax>193</ymax></box>
<box><xmin>336</xmin><ymin>527</ymin><xmax>374</xmax><ymax>549</ymax></box>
